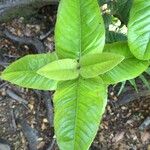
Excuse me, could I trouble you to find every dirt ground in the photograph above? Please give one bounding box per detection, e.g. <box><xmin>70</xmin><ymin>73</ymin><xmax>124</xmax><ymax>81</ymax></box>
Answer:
<box><xmin>0</xmin><ymin>5</ymin><xmax>150</xmax><ymax>150</ymax></box>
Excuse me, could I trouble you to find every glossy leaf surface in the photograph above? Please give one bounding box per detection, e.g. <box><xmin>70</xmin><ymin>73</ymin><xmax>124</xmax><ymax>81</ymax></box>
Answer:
<box><xmin>128</xmin><ymin>0</ymin><xmax>150</xmax><ymax>60</ymax></box>
<box><xmin>38</xmin><ymin>59</ymin><xmax>79</xmax><ymax>81</ymax></box>
<box><xmin>55</xmin><ymin>0</ymin><xmax>105</xmax><ymax>59</ymax></box>
<box><xmin>80</xmin><ymin>53</ymin><xmax>124</xmax><ymax>78</ymax></box>
<box><xmin>54</xmin><ymin>77</ymin><xmax>107</xmax><ymax>150</ymax></box>
<box><xmin>1</xmin><ymin>53</ymin><xmax>58</xmax><ymax>90</ymax></box>
<box><xmin>101</xmin><ymin>42</ymin><xmax>149</xmax><ymax>84</ymax></box>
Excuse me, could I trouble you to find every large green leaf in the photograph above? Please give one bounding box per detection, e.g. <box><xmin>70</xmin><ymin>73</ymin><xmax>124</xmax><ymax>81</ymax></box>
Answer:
<box><xmin>1</xmin><ymin>53</ymin><xmax>58</xmax><ymax>90</ymax></box>
<box><xmin>55</xmin><ymin>0</ymin><xmax>105</xmax><ymax>59</ymax></box>
<box><xmin>80</xmin><ymin>52</ymin><xmax>124</xmax><ymax>78</ymax></box>
<box><xmin>54</xmin><ymin>77</ymin><xmax>107</xmax><ymax>150</ymax></box>
<box><xmin>128</xmin><ymin>0</ymin><xmax>150</xmax><ymax>60</ymax></box>
<box><xmin>37</xmin><ymin>59</ymin><xmax>79</xmax><ymax>81</ymax></box>
<box><xmin>101</xmin><ymin>42</ymin><xmax>149</xmax><ymax>84</ymax></box>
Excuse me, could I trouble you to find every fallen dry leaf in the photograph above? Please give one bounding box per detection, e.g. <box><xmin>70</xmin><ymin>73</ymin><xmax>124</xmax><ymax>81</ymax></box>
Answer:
<box><xmin>141</xmin><ymin>131</ymin><xmax>150</xmax><ymax>143</ymax></box>
<box><xmin>112</xmin><ymin>131</ymin><xmax>125</xmax><ymax>143</ymax></box>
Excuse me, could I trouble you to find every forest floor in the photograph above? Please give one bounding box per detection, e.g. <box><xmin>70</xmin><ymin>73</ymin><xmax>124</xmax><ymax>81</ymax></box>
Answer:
<box><xmin>0</xmin><ymin>4</ymin><xmax>150</xmax><ymax>150</ymax></box>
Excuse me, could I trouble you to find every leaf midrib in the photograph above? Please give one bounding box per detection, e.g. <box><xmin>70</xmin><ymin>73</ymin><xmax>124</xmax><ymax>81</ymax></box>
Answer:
<box><xmin>73</xmin><ymin>0</ymin><xmax>82</xmax><ymax>147</ymax></box>
<box><xmin>73</xmin><ymin>77</ymin><xmax>80</xmax><ymax>150</ymax></box>
<box><xmin>78</xmin><ymin>0</ymin><xmax>82</xmax><ymax>60</ymax></box>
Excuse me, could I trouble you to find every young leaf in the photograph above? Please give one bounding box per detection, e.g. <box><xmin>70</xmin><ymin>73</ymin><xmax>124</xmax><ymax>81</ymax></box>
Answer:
<box><xmin>101</xmin><ymin>42</ymin><xmax>149</xmax><ymax>84</ymax></box>
<box><xmin>55</xmin><ymin>0</ymin><xmax>105</xmax><ymax>59</ymax></box>
<box><xmin>37</xmin><ymin>59</ymin><xmax>79</xmax><ymax>81</ymax></box>
<box><xmin>128</xmin><ymin>0</ymin><xmax>150</xmax><ymax>60</ymax></box>
<box><xmin>54</xmin><ymin>77</ymin><xmax>107</xmax><ymax>150</ymax></box>
<box><xmin>129</xmin><ymin>79</ymin><xmax>138</xmax><ymax>93</ymax></box>
<box><xmin>140</xmin><ymin>75</ymin><xmax>150</xmax><ymax>90</ymax></box>
<box><xmin>117</xmin><ymin>81</ymin><xmax>126</xmax><ymax>96</ymax></box>
<box><xmin>145</xmin><ymin>67</ymin><xmax>150</xmax><ymax>75</ymax></box>
<box><xmin>80</xmin><ymin>53</ymin><xmax>124</xmax><ymax>78</ymax></box>
<box><xmin>1</xmin><ymin>53</ymin><xmax>58</xmax><ymax>90</ymax></box>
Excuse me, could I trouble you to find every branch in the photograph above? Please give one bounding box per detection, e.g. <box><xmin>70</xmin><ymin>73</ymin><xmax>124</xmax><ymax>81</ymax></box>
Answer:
<box><xmin>43</xmin><ymin>91</ymin><xmax>54</xmax><ymax>127</ymax></box>
<box><xmin>0</xmin><ymin>28</ymin><xmax>46</xmax><ymax>53</ymax></box>
<box><xmin>139</xmin><ymin>117</ymin><xmax>150</xmax><ymax>130</ymax></box>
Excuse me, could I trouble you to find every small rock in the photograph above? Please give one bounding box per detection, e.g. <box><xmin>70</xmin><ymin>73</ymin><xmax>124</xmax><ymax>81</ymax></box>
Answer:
<box><xmin>0</xmin><ymin>142</ymin><xmax>10</xmax><ymax>150</ymax></box>
<box><xmin>126</xmin><ymin>119</ymin><xmax>134</xmax><ymax>126</ymax></box>
<box><xmin>0</xmin><ymin>144</ymin><xmax>10</xmax><ymax>150</ymax></box>
<box><xmin>121</xmin><ymin>106</ymin><xmax>127</xmax><ymax>110</ymax></box>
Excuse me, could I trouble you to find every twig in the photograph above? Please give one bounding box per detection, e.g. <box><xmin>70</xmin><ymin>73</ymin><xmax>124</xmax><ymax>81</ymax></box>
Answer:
<box><xmin>0</xmin><ymin>82</ymin><xmax>8</xmax><ymax>89</ymax></box>
<box><xmin>47</xmin><ymin>138</ymin><xmax>56</xmax><ymax>150</ymax></box>
<box><xmin>0</xmin><ymin>61</ymin><xmax>9</xmax><ymax>67</ymax></box>
<box><xmin>10</xmin><ymin>109</ymin><xmax>17</xmax><ymax>131</ymax></box>
<box><xmin>18</xmin><ymin>119</ymin><xmax>39</xmax><ymax>150</ymax></box>
<box><xmin>115</xmin><ymin>90</ymin><xmax>150</xmax><ymax>107</ymax></box>
<box><xmin>0</xmin><ymin>52</ymin><xmax>10</xmax><ymax>67</ymax></box>
<box><xmin>6</xmin><ymin>89</ymin><xmax>28</xmax><ymax>105</ymax></box>
<box><xmin>139</xmin><ymin>117</ymin><xmax>150</xmax><ymax>130</ymax></box>
<box><xmin>0</xmin><ymin>28</ymin><xmax>46</xmax><ymax>54</ymax></box>
<box><xmin>39</xmin><ymin>27</ymin><xmax>54</xmax><ymax>40</ymax></box>
<box><xmin>34</xmin><ymin>90</ymin><xmax>54</xmax><ymax>127</ymax></box>
<box><xmin>43</xmin><ymin>91</ymin><xmax>54</xmax><ymax>127</ymax></box>
<box><xmin>3</xmin><ymin>54</ymin><xmax>19</xmax><ymax>58</ymax></box>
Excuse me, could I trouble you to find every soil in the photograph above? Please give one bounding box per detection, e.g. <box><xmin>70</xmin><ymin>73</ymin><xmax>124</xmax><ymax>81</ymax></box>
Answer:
<box><xmin>0</xmin><ymin>5</ymin><xmax>150</xmax><ymax>150</ymax></box>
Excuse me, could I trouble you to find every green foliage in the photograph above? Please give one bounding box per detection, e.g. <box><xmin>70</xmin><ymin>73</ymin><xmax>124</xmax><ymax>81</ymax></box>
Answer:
<box><xmin>80</xmin><ymin>52</ymin><xmax>124</xmax><ymax>78</ymax></box>
<box><xmin>101</xmin><ymin>42</ymin><xmax>149</xmax><ymax>84</ymax></box>
<box><xmin>55</xmin><ymin>0</ymin><xmax>105</xmax><ymax>59</ymax></box>
<box><xmin>117</xmin><ymin>74</ymin><xmax>150</xmax><ymax>96</ymax></box>
<box><xmin>110</xmin><ymin>0</ymin><xmax>132</xmax><ymax>25</ymax></box>
<box><xmin>129</xmin><ymin>79</ymin><xmax>138</xmax><ymax>93</ymax></box>
<box><xmin>1</xmin><ymin>53</ymin><xmax>58</xmax><ymax>90</ymax></box>
<box><xmin>100</xmin><ymin>0</ymin><xmax>133</xmax><ymax>25</ymax></box>
<box><xmin>106</xmin><ymin>31</ymin><xmax>127</xmax><ymax>43</ymax></box>
<box><xmin>139</xmin><ymin>75</ymin><xmax>150</xmax><ymax>90</ymax></box>
<box><xmin>128</xmin><ymin>0</ymin><xmax>150</xmax><ymax>60</ymax></box>
<box><xmin>54</xmin><ymin>77</ymin><xmax>107</xmax><ymax>150</ymax></box>
<box><xmin>1</xmin><ymin>0</ymin><xmax>150</xmax><ymax>150</ymax></box>
<box><xmin>38</xmin><ymin>59</ymin><xmax>79</xmax><ymax>81</ymax></box>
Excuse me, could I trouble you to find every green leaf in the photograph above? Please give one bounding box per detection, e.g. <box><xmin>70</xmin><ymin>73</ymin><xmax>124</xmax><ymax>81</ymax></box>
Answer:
<box><xmin>128</xmin><ymin>0</ymin><xmax>150</xmax><ymax>60</ymax></box>
<box><xmin>129</xmin><ymin>79</ymin><xmax>138</xmax><ymax>93</ymax></box>
<box><xmin>117</xmin><ymin>81</ymin><xmax>126</xmax><ymax>96</ymax></box>
<box><xmin>106</xmin><ymin>31</ymin><xmax>127</xmax><ymax>44</ymax></box>
<box><xmin>103</xmin><ymin>41</ymin><xmax>132</xmax><ymax>57</ymax></box>
<box><xmin>55</xmin><ymin>0</ymin><xmax>105</xmax><ymax>59</ymax></box>
<box><xmin>111</xmin><ymin>0</ymin><xmax>132</xmax><ymax>25</ymax></box>
<box><xmin>102</xmin><ymin>13</ymin><xmax>112</xmax><ymax>29</ymax></box>
<box><xmin>54</xmin><ymin>77</ymin><xmax>107</xmax><ymax>150</ymax></box>
<box><xmin>80</xmin><ymin>52</ymin><xmax>124</xmax><ymax>78</ymax></box>
<box><xmin>139</xmin><ymin>75</ymin><xmax>150</xmax><ymax>90</ymax></box>
<box><xmin>100</xmin><ymin>0</ymin><xmax>132</xmax><ymax>25</ymax></box>
<box><xmin>145</xmin><ymin>67</ymin><xmax>150</xmax><ymax>75</ymax></box>
<box><xmin>37</xmin><ymin>59</ymin><xmax>79</xmax><ymax>81</ymax></box>
<box><xmin>1</xmin><ymin>53</ymin><xmax>58</xmax><ymax>90</ymax></box>
<box><xmin>101</xmin><ymin>42</ymin><xmax>149</xmax><ymax>84</ymax></box>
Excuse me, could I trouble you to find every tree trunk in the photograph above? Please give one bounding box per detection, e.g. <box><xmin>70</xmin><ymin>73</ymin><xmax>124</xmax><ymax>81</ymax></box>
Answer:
<box><xmin>0</xmin><ymin>0</ymin><xmax>58</xmax><ymax>22</ymax></box>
